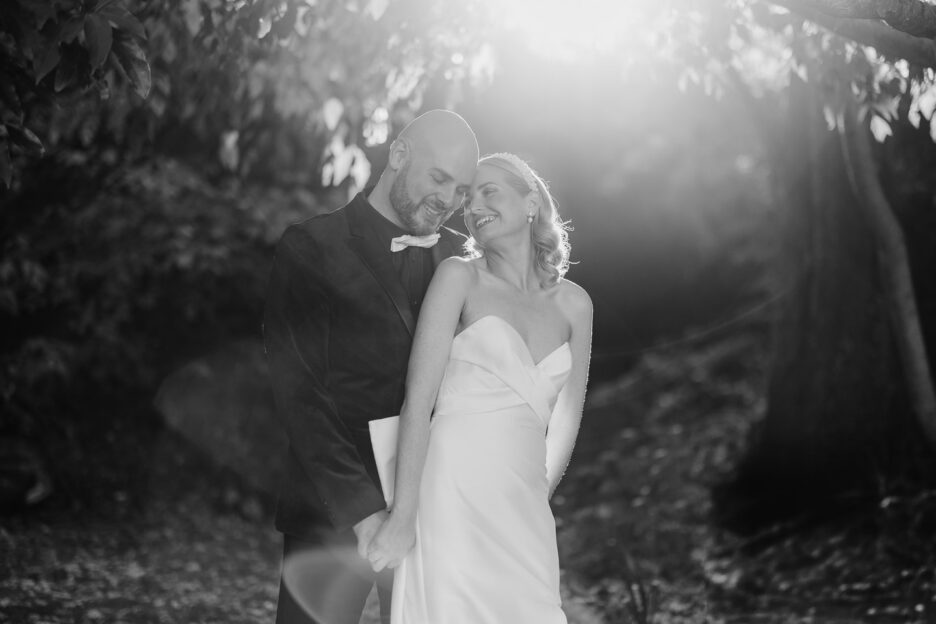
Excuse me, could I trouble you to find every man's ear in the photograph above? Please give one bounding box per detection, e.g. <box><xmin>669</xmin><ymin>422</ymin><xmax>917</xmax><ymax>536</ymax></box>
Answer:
<box><xmin>387</xmin><ymin>139</ymin><xmax>410</xmax><ymax>171</ymax></box>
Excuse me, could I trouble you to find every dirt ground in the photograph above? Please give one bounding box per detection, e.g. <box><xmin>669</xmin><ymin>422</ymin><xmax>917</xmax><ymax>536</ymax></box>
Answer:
<box><xmin>2</xmin><ymin>332</ymin><xmax>934</xmax><ymax>623</ymax></box>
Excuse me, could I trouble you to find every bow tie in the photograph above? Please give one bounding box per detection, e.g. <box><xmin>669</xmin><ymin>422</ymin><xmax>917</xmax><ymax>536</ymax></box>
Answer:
<box><xmin>390</xmin><ymin>233</ymin><xmax>440</xmax><ymax>252</ymax></box>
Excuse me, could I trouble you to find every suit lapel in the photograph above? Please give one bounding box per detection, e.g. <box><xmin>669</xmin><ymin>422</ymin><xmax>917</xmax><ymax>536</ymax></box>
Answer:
<box><xmin>346</xmin><ymin>200</ymin><xmax>417</xmax><ymax>336</ymax></box>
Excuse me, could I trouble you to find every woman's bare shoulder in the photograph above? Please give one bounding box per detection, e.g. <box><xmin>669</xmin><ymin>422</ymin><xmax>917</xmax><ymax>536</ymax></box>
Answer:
<box><xmin>433</xmin><ymin>255</ymin><xmax>482</xmax><ymax>288</ymax></box>
<box><xmin>555</xmin><ymin>278</ymin><xmax>593</xmax><ymax>322</ymax></box>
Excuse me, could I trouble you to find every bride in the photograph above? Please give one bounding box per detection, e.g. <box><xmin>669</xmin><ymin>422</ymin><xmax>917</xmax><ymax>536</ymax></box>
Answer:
<box><xmin>366</xmin><ymin>152</ymin><xmax>592</xmax><ymax>623</ymax></box>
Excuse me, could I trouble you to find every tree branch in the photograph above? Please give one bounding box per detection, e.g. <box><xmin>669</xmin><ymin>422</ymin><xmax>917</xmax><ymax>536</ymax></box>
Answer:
<box><xmin>772</xmin><ymin>0</ymin><xmax>936</xmax><ymax>67</ymax></box>
<box><xmin>800</xmin><ymin>0</ymin><xmax>936</xmax><ymax>38</ymax></box>
<box><xmin>839</xmin><ymin>101</ymin><xmax>936</xmax><ymax>450</ymax></box>
<box><xmin>878</xmin><ymin>0</ymin><xmax>936</xmax><ymax>37</ymax></box>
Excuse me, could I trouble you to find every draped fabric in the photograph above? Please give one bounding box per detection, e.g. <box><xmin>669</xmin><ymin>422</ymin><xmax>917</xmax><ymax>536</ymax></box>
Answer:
<box><xmin>393</xmin><ymin>315</ymin><xmax>571</xmax><ymax>624</ymax></box>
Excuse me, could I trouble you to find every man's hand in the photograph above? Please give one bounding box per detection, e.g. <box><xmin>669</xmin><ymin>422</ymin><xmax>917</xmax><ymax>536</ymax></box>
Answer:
<box><xmin>352</xmin><ymin>509</ymin><xmax>389</xmax><ymax>560</ymax></box>
<box><xmin>365</xmin><ymin>512</ymin><xmax>416</xmax><ymax>572</ymax></box>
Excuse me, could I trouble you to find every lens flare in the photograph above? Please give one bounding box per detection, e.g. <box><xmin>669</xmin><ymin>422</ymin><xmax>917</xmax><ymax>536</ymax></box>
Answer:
<box><xmin>282</xmin><ymin>545</ymin><xmax>375</xmax><ymax>623</ymax></box>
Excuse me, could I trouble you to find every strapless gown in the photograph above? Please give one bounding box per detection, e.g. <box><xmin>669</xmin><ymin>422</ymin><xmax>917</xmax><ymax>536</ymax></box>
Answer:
<box><xmin>392</xmin><ymin>315</ymin><xmax>572</xmax><ymax>624</ymax></box>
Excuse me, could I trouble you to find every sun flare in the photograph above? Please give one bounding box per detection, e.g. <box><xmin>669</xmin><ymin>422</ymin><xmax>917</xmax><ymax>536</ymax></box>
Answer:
<box><xmin>486</xmin><ymin>0</ymin><xmax>646</xmax><ymax>59</ymax></box>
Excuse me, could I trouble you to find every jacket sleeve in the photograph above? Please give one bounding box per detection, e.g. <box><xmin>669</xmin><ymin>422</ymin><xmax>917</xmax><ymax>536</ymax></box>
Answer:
<box><xmin>263</xmin><ymin>225</ymin><xmax>386</xmax><ymax>531</ymax></box>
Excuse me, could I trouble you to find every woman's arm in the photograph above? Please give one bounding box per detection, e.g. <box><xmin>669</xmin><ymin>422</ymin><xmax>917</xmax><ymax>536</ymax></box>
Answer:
<box><xmin>366</xmin><ymin>257</ymin><xmax>473</xmax><ymax>571</ymax></box>
<box><xmin>545</xmin><ymin>282</ymin><xmax>593</xmax><ymax>498</ymax></box>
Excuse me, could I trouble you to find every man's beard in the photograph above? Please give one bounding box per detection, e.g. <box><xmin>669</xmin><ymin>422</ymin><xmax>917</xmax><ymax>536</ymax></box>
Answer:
<box><xmin>389</xmin><ymin>161</ymin><xmax>440</xmax><ymax>235</ymax></box>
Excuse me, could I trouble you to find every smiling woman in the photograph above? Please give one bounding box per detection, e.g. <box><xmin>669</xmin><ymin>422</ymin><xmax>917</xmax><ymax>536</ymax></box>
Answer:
<box><xmin>464</xmin><ymin>153</ymin><xmax>570</xmax><ymax>287</ymax></box>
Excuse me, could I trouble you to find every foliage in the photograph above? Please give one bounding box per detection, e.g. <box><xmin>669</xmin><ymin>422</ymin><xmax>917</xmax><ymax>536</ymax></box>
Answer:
<box><xmin>0</xmin><ymin>158</ymin><xmax>311</xmax><ymax>429</ymax></box>
<box><xmin>0</xmin><ymin>0</ymin><xmax>150</xmax><ymax>188</ymax></box>
<box><xmin>558</xmin><ymin>330</ymin><xmax>935</xmax><ymax>622</ymax></box>
<box><xmin>650</xmin><ymin>0</ymin><xmax>936</xmax><ymax>529</ymax></box>
<box><xmin>724</xmin><ymin>2</ymin><xmax>936</xmax><ymax>143</ymax></box>
<box><xmin>0</xmin><ymin>0</ymin><xmax>492</xmax><ymax>429</ymax></box>
<box><xmin>0</xmin><ymin>0</ymin><xmax>491</xmax><ymax>190</ymax></box>
<box><xmin>594</xmin><ymin>1</ymin><xmax>936</xmax><ymax>144</ymax></box>
<box><xmin>1</xmin><ymin>420</ymin><xmax>284</xmax><ymax>623</ymax></box>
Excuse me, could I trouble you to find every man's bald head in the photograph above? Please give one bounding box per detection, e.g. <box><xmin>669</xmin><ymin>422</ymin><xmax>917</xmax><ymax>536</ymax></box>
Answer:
<box><xmin>397</xmin><ymin>109</ymin><xmax>479</xmax><ymax>158</ymax></box>
<box><xmin>371</xmin><ymin>110</ymin><xmax>479</xmax><ymax>235</ymax></box>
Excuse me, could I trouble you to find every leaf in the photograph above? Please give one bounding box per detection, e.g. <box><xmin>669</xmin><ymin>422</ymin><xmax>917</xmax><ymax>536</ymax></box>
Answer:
<box><xmin>218</xmin><ymin>130</ymin><xmax>239</xmax><ymax>171</ymax></box>
<box><xmin>869</xmin><ymin>115</ymin><xmax>892</xmax><ymax>143</ymax></box>
<box><xmin>822</xmin><ymin>105</ymin><xmax>838</xmax><ymax>131</ymax></box>
<box><xmin>270</xmin><ymin>2</ymin><xmax>298</xmax><ymax>39</ymax></box>
<box><xmin>34</xmin><ymin>44</ymin><xmax>62</xmax><ymax>84</ymax></box>
<box><xmin>908</xmin><ymin>104</ymin><xmax>921</xmax><ymax>129</ymax></box>
<box><xmin>58</xmin><ymin>19</ymin><xmax>85</xmax><ymax>45</ymax></box>
<box><xmin>365</xmin><ymin>0</ymin><xmax>389</xmax><ymax>20</ymax></box>
<box><xmin>257</xmin><ymin>17</ymin><xmax>272</xmax><ymax>39</ymax></box>
<box><xmin>917</xmin><ymin>85</ymin><xmax>936</xmax><ymax>121</ymax></box>
<box><xmin>181</xmin><ymin>0</ymin><xmax>204</xmax><ymax>37</ymax></box>
<box><xmin>871</xmin><ymin>95</ymin><xmax>900</xmax><ymax>122</ymax></box>
<box><xmin>0</xmin><ymin>81</ymin><xmax>23</xmax><ymax>124</ymax></box>
<box><xmin>54</xmin><ymin>52</ymin><xmax>79</xmax><ymax>93</ymax></box>
<box><xmin>84</xmin><ymin>14</ymin><xmax>114</xmax><ymax>70</ymax></box>
<box><xmin>7</xmin><ymin>124</ymin><xmax>45</xmax><ymax>156</ymax></box>
<box><xmin>112</xmin><ymin>36</ymin><xmax>151</xmax><ymax>99</ymax></box>
<box><xmin>18</xmin><ymin>0</ymin><xmax>57</xmax><ymax>29</ymax></box>
<box><xmin>94</xmin><ymin>76</ymin><xmax>111</xmax><ymax>101</ymax></box>
<box><xmin>322</xmin><ymin>98</ymin><xmax>343</xmax><ymax>131</ymax></box>
<box><xmin>98</xmin><ymin>3</ymin><xmax>147</xmax><ymax>40</ymax></box>
<box><xmin>0</xmin><ymin>140</ymin><xmax>11</xmax><ymax>189</ymax></box>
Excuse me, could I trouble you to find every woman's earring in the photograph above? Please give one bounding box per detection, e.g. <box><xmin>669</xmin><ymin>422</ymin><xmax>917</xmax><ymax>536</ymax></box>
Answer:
<box><xmin>527</xmin><ymin>213</ymin><xmax>534</xmax><ymax>223</ymax></box>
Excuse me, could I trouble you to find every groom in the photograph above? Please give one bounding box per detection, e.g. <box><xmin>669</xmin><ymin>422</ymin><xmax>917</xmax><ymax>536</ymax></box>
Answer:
<box><xmin>264</xmin><ymin>110</ymin><xmax>479</xmax><ymax>624</ymax></box>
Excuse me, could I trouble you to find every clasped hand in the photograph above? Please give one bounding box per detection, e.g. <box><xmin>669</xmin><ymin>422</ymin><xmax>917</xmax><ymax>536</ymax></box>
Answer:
<box><xmin>365</xmin><ymin>512</ymin><xmax>416</xmax><ymax>572</ymax></box>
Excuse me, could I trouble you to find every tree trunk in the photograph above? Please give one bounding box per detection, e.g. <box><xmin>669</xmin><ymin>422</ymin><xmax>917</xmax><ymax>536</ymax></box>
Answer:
<box><xmin>715</xmin><ymin>77</ymin><xmax>931</xmax><ymax>530</ymax></box>
<box><xmin>840</xmin><ymin>102</ymin><xmax>936</xmax><ymax>446</ymax></box>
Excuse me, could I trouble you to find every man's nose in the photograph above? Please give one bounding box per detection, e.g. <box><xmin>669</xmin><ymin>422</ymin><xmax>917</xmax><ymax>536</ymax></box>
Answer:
<box><xmin>439</xmin><ymin>184</ymin><xmax>459</xmax><ymax>210</ymax></box>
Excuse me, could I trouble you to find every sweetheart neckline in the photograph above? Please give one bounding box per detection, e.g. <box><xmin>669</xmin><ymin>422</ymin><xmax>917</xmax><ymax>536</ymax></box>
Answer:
<box><xmin>454</xmin><ymin>314</ymin><xmax>571</xmax><ymax>368</ymax></box>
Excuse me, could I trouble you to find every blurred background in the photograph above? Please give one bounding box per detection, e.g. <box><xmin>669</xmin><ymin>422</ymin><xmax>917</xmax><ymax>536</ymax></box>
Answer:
<box><xmin>1</xmin><ymin>0</ymin><xmax>935</xmax><ymax>622</ymax></box>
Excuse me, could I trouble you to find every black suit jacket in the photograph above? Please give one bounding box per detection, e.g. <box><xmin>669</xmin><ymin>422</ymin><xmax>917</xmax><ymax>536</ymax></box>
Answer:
<box><xmin>263</xmin><ymin>193</ymin><xmax>464</xmax><ymax>537</ymax></box>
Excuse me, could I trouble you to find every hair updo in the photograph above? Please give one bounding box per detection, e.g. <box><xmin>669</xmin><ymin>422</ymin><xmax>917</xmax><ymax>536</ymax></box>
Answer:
<box><xmin>465</xmin><ymin>153</ymin><xmax>571</xmax><ymax>287</ymax></box>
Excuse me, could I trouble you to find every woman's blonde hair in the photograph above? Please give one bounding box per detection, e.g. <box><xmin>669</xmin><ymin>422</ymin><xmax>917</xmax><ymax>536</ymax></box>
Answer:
<box><xmin>465</xmin><ymin>153</ymin><xmax>570</xmax><ymax>287</ymax></box>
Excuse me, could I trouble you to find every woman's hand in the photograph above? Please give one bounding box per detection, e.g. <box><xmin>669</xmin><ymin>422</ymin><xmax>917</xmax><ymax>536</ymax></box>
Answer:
<box><xmin>365</xmin><ymin>512</ymin><xmax>416</xmax><ymax>572</ymax></box>
<box><xmin>352</xmin><ymin>509</ymin><xmax>390</xmax><ymax>560</ymax></box>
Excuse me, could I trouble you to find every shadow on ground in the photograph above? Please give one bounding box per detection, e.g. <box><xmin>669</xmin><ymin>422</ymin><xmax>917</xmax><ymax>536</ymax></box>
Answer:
<box><xmin>2</xmin><ymin>330</ymin><xmax>934</xmax><ymax>623</ymax></box>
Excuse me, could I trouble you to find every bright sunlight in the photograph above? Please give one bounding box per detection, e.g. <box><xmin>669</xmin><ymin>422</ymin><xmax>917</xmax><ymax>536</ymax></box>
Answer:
<box><xmin>486</xmin><ymin>0</ymin><xmax>651</xmax><ymax>59</ymax></box>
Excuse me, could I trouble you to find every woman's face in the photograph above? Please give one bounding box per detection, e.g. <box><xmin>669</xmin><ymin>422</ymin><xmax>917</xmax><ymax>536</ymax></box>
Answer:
<box><xmin>464</xmin><ymin>163</ymin><xmax>531</xmax><ymax>244</ymax></box>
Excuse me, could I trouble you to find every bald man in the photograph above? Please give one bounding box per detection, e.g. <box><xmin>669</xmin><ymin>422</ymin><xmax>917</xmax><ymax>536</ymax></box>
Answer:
<box><xmin>264</xmin><ymin>110</ymin><xmax>479</xmax><ymax>624</ymax></box>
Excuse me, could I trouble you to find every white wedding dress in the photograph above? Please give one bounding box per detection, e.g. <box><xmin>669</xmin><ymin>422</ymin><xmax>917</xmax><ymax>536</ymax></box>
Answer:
<box><xmin>392</xmin><ymin>314</ymin><xmax>571</xmax><ymax>624</ymax></box>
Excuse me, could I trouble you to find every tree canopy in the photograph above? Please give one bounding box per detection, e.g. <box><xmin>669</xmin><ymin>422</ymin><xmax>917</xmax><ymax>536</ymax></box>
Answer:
<box><xmin>4</xmin><ymin>0</ymin><xmax>936</xmax><ymax>192</ymax></box>
<box><xmin>0</xmin><ymin>0</ymin><xmax>491</xmax><ymax>190</ymax></box>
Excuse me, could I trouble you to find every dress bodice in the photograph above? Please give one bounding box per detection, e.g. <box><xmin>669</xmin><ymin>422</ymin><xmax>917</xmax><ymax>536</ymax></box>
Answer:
<box><xmin>394</xmin><ymin>314</ymin><xmax>573</xmax><ymax>623</ymax></box>
<box><xmin>433</xmin><ymin>315</ymin><xmax>572</xmax><ymax>429</ymax></box>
